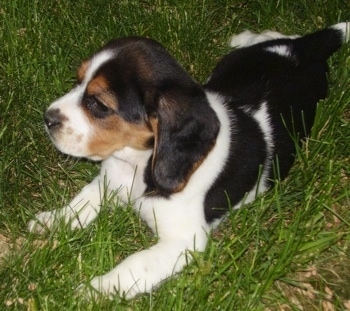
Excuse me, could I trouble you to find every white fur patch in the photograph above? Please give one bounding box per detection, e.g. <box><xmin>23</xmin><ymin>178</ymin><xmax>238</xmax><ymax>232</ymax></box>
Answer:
<box><xmin>83</xmin><ymin>51</ymin><xmax>115</xmax><ymax>84</ymax></box>
<box><xmin>264</xmin><ymin>45</ymin><xmax>292</xmax><ymax>58</ymax></box>
<box><xmin>252</xmin><ymin>102</ymin><xmax>274</xmax><ymax>188</ymax></box>
<box><xmin>230</xmin><ymin>30</ymin><xmax>299</xmax><ymax>48</ymax></box>
<box><xmin>331</xmin><ymin>22</ymin><xmax>350</xmax><ymax>43</ymax></box>
<box><xmin>236</xmin><ymin>103</ymin><xmax>273</xmax><ymax>205</ymax></box>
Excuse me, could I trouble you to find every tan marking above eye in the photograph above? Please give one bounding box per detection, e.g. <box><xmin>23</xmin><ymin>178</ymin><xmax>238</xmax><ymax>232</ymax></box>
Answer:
<box><xmin>77</xmin><ymin>60</ymin><xmax>90</xmax><ymax>83</ymax></box>
<box><xmin>87</xmin><ymin>75</ymin><xmax>108</xmax><ymax>93</ymax></box>
<box><xmin>87</xmin><ymin>75</ymin><xmax>118</xmax><ymax>110</ymax></box>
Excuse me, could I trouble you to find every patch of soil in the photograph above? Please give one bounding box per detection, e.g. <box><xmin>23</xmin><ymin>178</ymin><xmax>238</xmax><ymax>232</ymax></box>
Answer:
<box><xmin>0</xmin><ymin>234</ymin><xmax>11</xmax><ymax>264</ymax></box>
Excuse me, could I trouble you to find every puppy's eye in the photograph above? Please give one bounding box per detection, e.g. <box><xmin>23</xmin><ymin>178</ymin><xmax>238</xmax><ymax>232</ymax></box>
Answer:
<box><xmin>84</xmin><ymin>96</ymin><xmax>112</xmax><ymax>119</ymax></box>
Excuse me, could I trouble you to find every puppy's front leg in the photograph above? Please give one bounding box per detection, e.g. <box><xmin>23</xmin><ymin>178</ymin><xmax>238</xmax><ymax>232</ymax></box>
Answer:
<box><xmin>28</xmin><ymin>151</ymin><xmax>149</xmax><ymax>234</ymax></box>
<box><xmin>28</xmin><ymin>175</ymin><xmax>106</xmax><ymax>233</ymax></box>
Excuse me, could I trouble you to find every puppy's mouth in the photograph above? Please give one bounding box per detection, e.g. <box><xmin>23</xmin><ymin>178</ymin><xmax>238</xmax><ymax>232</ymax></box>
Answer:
<box><xmin>43</xmin><ymin>108</ymin><xmax>90</xmax><ymax>158</ymax></box>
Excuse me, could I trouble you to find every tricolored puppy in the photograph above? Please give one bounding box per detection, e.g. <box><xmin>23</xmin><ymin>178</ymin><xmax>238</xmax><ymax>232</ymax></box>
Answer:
<box><xmin>28</xmin><ymin>23</ymin><xmax>349</xmax><ymax>299</ymax></box>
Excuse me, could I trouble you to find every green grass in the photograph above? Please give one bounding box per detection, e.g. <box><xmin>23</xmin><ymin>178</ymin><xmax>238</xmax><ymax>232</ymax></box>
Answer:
<box><xmin>0</xmin><ymin>0</ymin><xmax>349</xmax><ymax>310</ymax></box>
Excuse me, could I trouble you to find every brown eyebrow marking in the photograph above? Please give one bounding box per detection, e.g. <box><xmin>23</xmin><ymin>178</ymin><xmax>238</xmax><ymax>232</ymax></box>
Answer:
<box><xmin>87</xmin><ymin>75</ymin><xmax>108</xmax><ymax>94</ymax></box>
<box><xmin>86</xmin><ymin>75</ymin><xmax>118</xmax><ymax>110</ymax></box>
<box><xmin>77</xmin><ymin>59</ymin><xmax>90</xmax><ymax>83</ymax></box>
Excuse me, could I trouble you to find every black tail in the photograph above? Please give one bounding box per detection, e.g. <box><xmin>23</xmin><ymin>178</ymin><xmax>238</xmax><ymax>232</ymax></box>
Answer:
<box><xmin>294</xmin><ymin>22</ymin><xmax>349</xmax><ymax>62</ymax></box>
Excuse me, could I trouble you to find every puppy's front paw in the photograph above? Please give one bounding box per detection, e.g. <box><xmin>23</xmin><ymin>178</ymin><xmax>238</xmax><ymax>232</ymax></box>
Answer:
<box><xmin>80</xmin><ymin>246</ymin><xmax>187</xmax><ymax>299</ymax></box>
<box><xmin>77</xmin><ymin>276</ymin><xmax>126</xmax><ymax>301</ymax></box>
<box><xmin>28</xmin><ymin>203</ymin><xmax>100</xmax><ymax>233</ymax></box>
<box><xmin>27</xmin><ymin>210</ymin><xmax>58</xmax><ymax>234</ymax></box>
<box><xmin>87</xmin><ymin>272</ymin><xmax>143</xmax><ymax>300</ymax></box>
<box><xmin>78</xmin><ymin>256</ymin><xmax>158</xmax><ymax>300</ymax></box>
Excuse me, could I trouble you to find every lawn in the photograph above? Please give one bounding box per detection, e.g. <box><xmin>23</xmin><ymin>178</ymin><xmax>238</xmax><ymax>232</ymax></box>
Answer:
<box><xmin>0</xmin><ymin>0</ymin><xmax>349</xmax><ymax>310</ymax></box>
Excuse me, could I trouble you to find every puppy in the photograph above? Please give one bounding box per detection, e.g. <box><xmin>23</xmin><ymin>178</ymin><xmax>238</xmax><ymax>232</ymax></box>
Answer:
<box><xmin>28</xmin><ymin>23</ymin><xmax>349</xmax><ymax>299</ymax></box>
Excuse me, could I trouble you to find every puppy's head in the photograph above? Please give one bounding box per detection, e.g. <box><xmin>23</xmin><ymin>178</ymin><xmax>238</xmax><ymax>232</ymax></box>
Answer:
<box><xmin>45</xmin><ymin>37</ymin><xmax>220</xmax><ymax>194</ymax></box>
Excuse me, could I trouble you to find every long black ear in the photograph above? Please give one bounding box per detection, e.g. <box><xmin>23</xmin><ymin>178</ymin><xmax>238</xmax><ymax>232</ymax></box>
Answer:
<box><xmin>149</xmin><ymin>86</ymin><xmax>220</xmax><ymax>196</ymax></box>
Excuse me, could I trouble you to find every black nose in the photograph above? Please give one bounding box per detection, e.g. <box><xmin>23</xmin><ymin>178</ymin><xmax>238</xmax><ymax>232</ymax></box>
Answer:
<box><xmin>44</xmin><ymin>108</ymin><xmax>64</xmax><ymax>130</ymax></box>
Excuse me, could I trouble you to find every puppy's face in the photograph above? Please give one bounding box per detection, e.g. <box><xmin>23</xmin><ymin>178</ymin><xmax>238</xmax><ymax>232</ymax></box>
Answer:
<box><xmin>44</xmin><ymin>47</ymin><xmax>154</xmax><ymax>161</ymax></box>
<box><xmin>44</xmin><ymin>37</ymin><xmax>220</xmax><ymax>195</ymax></box>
